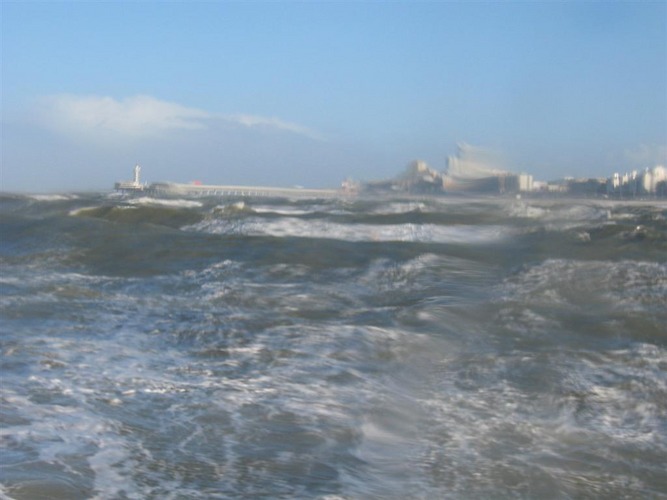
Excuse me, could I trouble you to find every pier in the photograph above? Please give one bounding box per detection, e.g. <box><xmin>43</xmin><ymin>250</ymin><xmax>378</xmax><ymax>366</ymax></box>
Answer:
<box><xmin>149</xmin><ymin>182</ymin><xmax>341</xmax><ymax>199</ymax></box>
<box><xmin>114</xmin><ymin>165</ymin><xmax>344</xmax><ymax>199</ymax></box>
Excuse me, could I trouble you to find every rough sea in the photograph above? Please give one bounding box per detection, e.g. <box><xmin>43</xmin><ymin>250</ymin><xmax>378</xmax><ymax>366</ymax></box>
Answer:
<box><xmin>1</xmin><ymin>192</ymin><xmax>666</xmax><ymax>499</ymax></box>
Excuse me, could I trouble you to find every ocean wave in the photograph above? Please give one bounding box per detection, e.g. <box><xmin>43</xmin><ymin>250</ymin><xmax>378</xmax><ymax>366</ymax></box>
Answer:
<box><xmin>369</xmin><ymin>201</ymin><xmax>429</xmax><ymax>214</ymax></box>
<box><xmin>3</xmin><ymin>194</ymin><xmax>666</xmax><ymax>498</ymax></box>
<box><xmin>128</xmin><ymin>197</ymin><xmax>203</xmax><ymax>208</ymax></box>
<box><xmin>188</xmin><ymin>216</ymin><xmax>510</xmax><ymax>244</ymax></box>
<box><xmin>68</xmin><ymin>205</ymin><xmax>113</xmax><ymax>217</ymax></box>
<box><xmin>211</xmin><ymin>201</ymin><xmax>253</xmax><ymax>215</ymax></box>
<box><xmin>496</xmin><ymin>259</ymin><xmax>667</xmax><ymax>345</ymax></box>
<box><xmin>71</xmin><ymin>203</ymin><xmax>204</xmax><ymax>228</ymax></box>
<box><xmin>252</xmin><ymin>205</ymin><xmax>315</xmax><ymax>216</ymax></box>
<box><xmin>501</xmin><ymin>259</ymin><xmax>667</xmax><ymax>305</ymax></box>
<box><xmin>417</xmin><ymin>341</ymin><xmax>667</xmax><ymax>497</ymax></box>
<box><xmin>26</xmin><ymin>194</ymin><xmax>80</xmax><ymax>202</ymax></box>
<box><xmin>507</xmin><ymin>201</ymin><xmax>611</xmax><ymax>227</ymax></box>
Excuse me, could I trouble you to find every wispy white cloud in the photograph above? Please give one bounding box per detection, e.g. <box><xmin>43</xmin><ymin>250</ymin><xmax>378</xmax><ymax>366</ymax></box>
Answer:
<box><xmin>34</xmin><ymin>94</ymin><xmax>211</xmax><ymax>139</ymax></box>
<box><xmin>33</xmin><ymin>94</ymin><xmax>324</xmax><ymax>142</ymax></box>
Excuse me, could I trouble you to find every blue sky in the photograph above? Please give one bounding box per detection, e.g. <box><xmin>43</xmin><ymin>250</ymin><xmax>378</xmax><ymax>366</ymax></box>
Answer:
<box><xmin>2</xmin><ymin>1</ymin><xmax>666</xmax><ymax>192</ymax></box>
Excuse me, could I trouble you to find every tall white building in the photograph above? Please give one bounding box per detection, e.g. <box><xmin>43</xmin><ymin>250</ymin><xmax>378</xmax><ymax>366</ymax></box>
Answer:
<box><xmin>641</xmin><ymin>165</ymin><xmax>666</xmax><ymax>193</ymax></box>
<box><xmin>518</xmin><ymin>174</ymin><xmax>533</xmax><ymax>192</ymax></box>
<box><xmin>608</xmin><ymin>165</ymin><xmax>666</xmax><ymax>196</ymax></box>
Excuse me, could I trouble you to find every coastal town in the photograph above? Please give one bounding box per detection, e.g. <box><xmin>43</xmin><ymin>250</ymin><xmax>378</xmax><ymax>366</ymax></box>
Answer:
<box><xmin>364</xmin><ymin>145</ymin><xmax>667</xmax><ymax>198</ymax></box>
<box><xmin>116</xmin><ymin>144</ymin><xmax>667</xmax><ymax>199</ymax></box>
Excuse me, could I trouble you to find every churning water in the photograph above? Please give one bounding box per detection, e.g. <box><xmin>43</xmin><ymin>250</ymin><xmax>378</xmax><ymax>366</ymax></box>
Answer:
<box><xmin>1</xmin><ymin>193</ymin><xmax>666</xmax><ymax>499</ymax></box>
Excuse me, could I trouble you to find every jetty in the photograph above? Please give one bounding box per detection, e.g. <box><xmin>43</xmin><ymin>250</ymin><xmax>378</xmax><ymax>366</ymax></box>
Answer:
<box><xmin>115</xmin><ymin>165</ymin><xmax>345</xmax><ymax>199</ymax></box>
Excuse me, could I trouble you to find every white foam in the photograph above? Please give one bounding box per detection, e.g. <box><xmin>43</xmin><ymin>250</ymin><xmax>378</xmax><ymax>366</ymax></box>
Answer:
<box><xmin>508</xmin><ymin>202</ymin><xmax>611</xmax><ymax>232</ymax></box>
<box><xmin>128</xmin><ymin>197</ymin><xmax>202</xmax><ymax>208</ymax></box>
<box><xmin>252</xmin><ymin>206</ymin><xmax>313</xmax><ymax>216</ymax></box>
<box><xmin>370</xmin><ymin>201</ymin><xmax>428</xmax><ymax>214</ymax></box>
<box><xmin>68</xmin><ymin>205</ymin><xmax>105</xmax><ymax>216</ymax></box>
<box><xmin>28</xmin><ymin>194</ymin><xmax>79</xmax><ymax>202</ymax></box>
<box><xmin>189</xmin><ymin>216</ymin><xmax>509</xmax><ymax>244</ymax></box>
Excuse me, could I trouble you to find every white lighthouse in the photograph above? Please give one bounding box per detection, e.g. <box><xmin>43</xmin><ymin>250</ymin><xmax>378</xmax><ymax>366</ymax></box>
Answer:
<box><xmin>114</xmin><ymin>164</ymin><xmax>147</xmax><ymax>192</ymax></box>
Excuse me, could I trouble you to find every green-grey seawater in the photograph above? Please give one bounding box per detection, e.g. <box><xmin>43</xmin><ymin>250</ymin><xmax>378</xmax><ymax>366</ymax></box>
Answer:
<box><xmin>1</xmin><ymin>193</ymin><xmax>666</xmax><ymax>498</ymax></box>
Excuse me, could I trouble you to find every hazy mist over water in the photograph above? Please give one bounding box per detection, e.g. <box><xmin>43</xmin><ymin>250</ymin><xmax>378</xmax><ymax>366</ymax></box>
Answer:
<box><xmin>1</xmin><ymin>192</ymin><xmax>666</xmax><ymax>498</ymax></box>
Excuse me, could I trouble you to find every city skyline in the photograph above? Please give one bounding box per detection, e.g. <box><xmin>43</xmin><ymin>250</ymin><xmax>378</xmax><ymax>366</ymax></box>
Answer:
<box><xmin>2</xmin><ymin>1</ymin><xmax>666</xmax><ymax>192</ymax></box>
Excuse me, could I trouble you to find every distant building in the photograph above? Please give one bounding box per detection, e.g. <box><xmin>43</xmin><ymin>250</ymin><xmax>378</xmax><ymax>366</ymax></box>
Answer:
<box><xmin>361</xmin><ymin>146</ymin><xmax>667</xmax><ymax>199</ymax></box>
<box><xmin>608</xmin><ymin>173</ymin><xmax>621</xmax><ymax>193</ymax></box>
<box><xmin>518</xmin><ymin>174</ymin><xmax>534</xmax><ymax>192</ymax></box>
<box><xmin>607</xmin><ymin>165</ymin><xmax>666</xmax><ymax>197</ymax></box>
<box><xmin>442</xmin><ymin>143</ymin><xmax>515</xmax><ymax>193</ymax></box>
<box><xmin>532</xmin><ymin>180</ymin><xmax>547</xmax><ymax>192</ymax></box>
<box><xmin>363</xmin><ymin>160</ymin><xmax>446</xmax><ymax>194</ymax></box>
<box><xmin>399</xmin><ymin>160</ymin><xmax>446</xmax><ymax>193</ymax></box>
<box><xmin>567</xmin><ymin>177</ymin><xmax>607</xmax><ymax>197</ymax></box>
<box><xmin>641</xmin><ymin>165</ymin><xmax>666</xmax><ymax>194</ymax></box>
<box><xmin>546</xmin><ymin>183</ymin><xmax>568</xmax><ymax>194</ymax></box>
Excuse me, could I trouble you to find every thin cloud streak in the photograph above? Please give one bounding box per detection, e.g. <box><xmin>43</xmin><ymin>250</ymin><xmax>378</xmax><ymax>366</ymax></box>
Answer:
<box><xmin>32</xmin><ymin>94</ymin><xmax>323</xmax><ymax>142</ymax></box>
<box><xmin>225</xmin><ymin>114</ymin><xmax>327</xmax><ymax>141</ymax></box>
